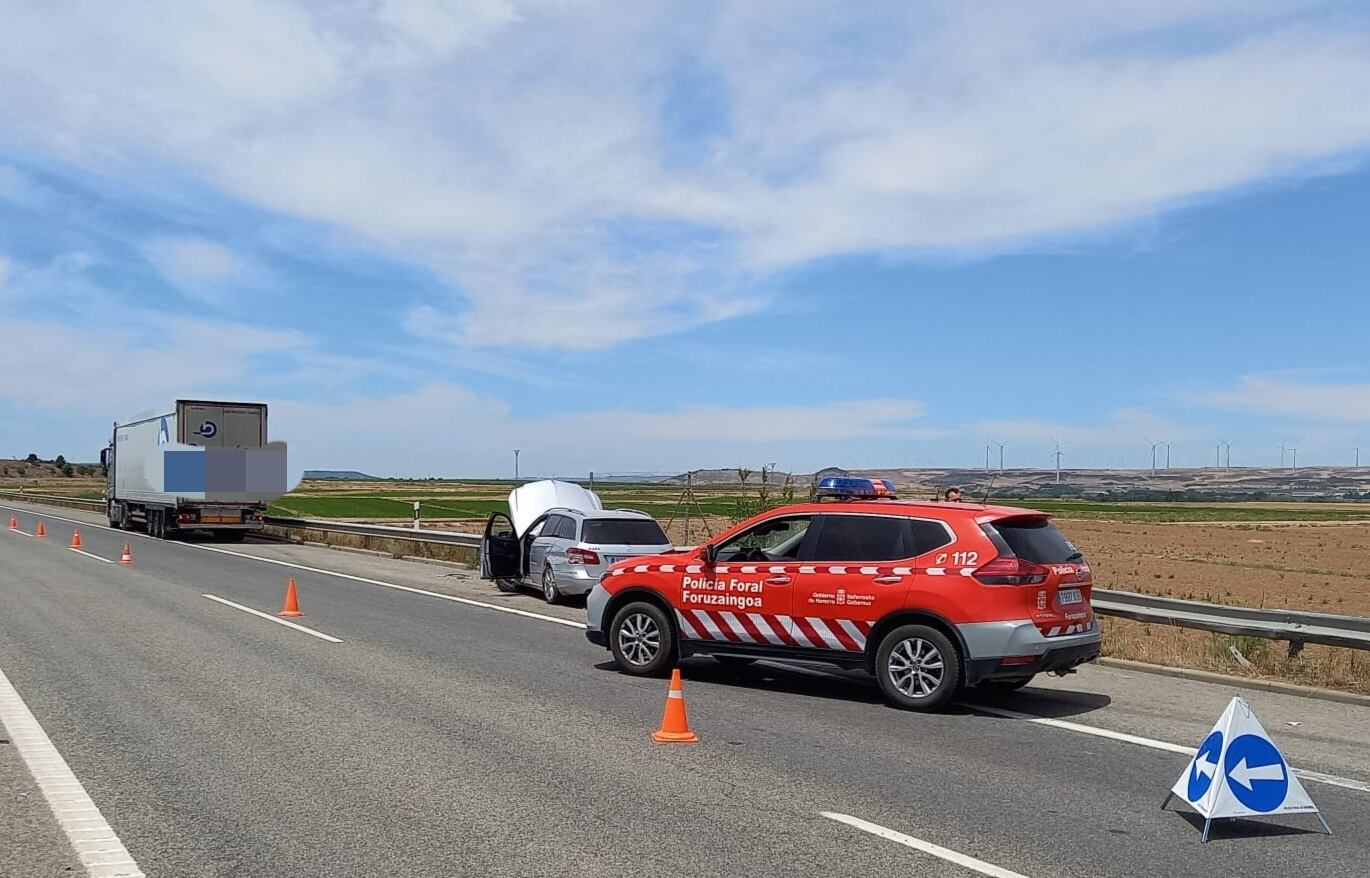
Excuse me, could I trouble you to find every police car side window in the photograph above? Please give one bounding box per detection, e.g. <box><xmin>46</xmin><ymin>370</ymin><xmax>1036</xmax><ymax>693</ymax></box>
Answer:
<box><xmin>909</xmin><ymin>519</ymin><xmax>954</xmax><ymax>555</ymax></box>
<box><xmin>809</xmin><ymin>515</ymin><xmax>913</xmax><ymax>562</ymax></box>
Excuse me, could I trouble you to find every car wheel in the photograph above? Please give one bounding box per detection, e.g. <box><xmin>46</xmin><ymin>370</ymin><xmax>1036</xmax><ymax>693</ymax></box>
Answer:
<box><xmin>609</xmin><ymin>602</ymin><xmax>674</xmax><ymax>677</ymax></box>
<box><xmin>542</xmin><ymin>566</ymin><xmax>562</xmax><ymax>604</ymax></box>
<box><xmin>979</xmin><ymin>675</ymin><xmax>1035</xmax><ymax>693</ymax></box>
<box><xmin>875</xmin><ymin>624</ymin><xmax>961</xmax><ymax>711</ymax></box>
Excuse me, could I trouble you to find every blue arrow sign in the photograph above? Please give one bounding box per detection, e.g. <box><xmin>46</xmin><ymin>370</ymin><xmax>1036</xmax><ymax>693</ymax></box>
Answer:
<box><xmin>1187</xmin><ymin>731</ymin><xmax>1223</xmax><ymax>802</ymax></box>
<box><xmin>1223</xmin><ymin>734</ymin><xmax>1289</xmax><ymax>812</ymax></box>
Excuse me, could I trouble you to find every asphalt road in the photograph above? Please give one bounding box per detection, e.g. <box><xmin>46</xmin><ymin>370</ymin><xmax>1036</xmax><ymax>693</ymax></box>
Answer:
<box><xmin>1</xmin><ymin>500</ymin><xmax>1367</xmax><ymax>878</ymax></box>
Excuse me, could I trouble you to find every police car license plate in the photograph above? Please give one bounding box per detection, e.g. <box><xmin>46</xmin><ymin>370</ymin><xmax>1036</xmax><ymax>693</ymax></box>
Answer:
<box><xmin>1058</xmin><ymin>588</ymin><xmax>1083</xmax><ymax>605</ymax></box>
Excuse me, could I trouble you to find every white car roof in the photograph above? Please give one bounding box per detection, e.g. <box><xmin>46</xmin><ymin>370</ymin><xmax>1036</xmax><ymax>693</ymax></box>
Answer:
<box><xmin>508</xmin><ymin>479</ymin><xmax>603</xmax><ymax>536</ymax></box>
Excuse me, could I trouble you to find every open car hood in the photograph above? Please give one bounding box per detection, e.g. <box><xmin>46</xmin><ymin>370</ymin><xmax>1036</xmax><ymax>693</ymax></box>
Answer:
<box><xmin>508</xmin><ymin>479</ymin><xmax>603</xmax><ymax>537</ymax></box>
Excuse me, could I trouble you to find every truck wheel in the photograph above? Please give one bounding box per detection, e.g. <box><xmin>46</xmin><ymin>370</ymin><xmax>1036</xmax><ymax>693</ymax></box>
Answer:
<box><xmin>875</xmin><ymin>624</ymin><xmax>961</xmax><ymax>711</ymax></box>
<box><xmin>609</xmin><ymin>602</ymin><xmax>675</xmax><ymax>677</ymax></box>
<box><xmin>108</xmin><ymin>504</ymin><xmax>121</xmax><ymax>529</ymax></box>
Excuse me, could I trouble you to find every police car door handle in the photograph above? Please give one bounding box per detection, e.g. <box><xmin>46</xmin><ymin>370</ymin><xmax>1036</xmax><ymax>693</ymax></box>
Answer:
<box><xmin>873</xmin><ymin>575</ymin><xmax>903</xmax><ymax>584</ymax></box>
<box><xmin>765</xmin><ymin>575</ymin><xmax>792</xmax><ymax>585</ymax></box>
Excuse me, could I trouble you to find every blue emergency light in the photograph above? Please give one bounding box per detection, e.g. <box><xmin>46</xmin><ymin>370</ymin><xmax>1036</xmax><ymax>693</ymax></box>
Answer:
<box><xmin>815</xmin><ymin>477</ymin><xmax>898</xmax><ymax>500</ymax></box>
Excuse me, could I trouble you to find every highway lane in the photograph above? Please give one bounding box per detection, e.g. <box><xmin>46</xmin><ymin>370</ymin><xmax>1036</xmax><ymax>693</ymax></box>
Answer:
<box><xmin>1</xmin><ymin>502</ymin><xmax>1368</xmax><ymax>877</ymax></box>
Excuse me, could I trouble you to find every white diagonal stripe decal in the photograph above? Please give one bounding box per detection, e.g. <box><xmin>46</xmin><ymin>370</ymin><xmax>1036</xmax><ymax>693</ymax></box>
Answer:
<box><xmin>748</xmin><ymin>614</ymin><xmax>785</xmax><ymax>645</ymax></box>
<box><xmin>676</xmin><ymin>611</ymin><xmax>702</xmax><ymax>640</ymax></box>
<box><xmin>719</xmin><ymin>611</ymin><xmax>755</xmax><ymax>642</ymax></box>
<box><xmin>692</xmin><ymin>609</ymin><xmax>726</xmax><ymax>640</ymax></box>
<box><xmin>780</xmin><ymin>615</ymin><xmax>813</xmax><ymax>648</ymax></box>
<box><xmin>837</xmin><ymin>618</ymin><xmax>867</xmax><ymax>649</ymax></box>
<box><xmin>806</xmin><ymin>618</ymin><xmax>845</xmax><ymax>650</ymax></box>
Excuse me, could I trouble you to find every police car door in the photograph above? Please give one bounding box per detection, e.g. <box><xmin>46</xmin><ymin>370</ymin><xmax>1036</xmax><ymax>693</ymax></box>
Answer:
<box><xmin>691</xmin><ymin>515</ymin><xmax>810</xmax><ymax>648</ymax></box>
<box><xmin>790</xmin><ymin>514</ymin><xmax>916</xmax><ymax>654</ymax></box>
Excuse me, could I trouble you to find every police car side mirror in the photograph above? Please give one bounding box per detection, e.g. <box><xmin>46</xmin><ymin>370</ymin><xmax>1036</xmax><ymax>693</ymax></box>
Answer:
<box><xmin>704</xmin><ymin>544</ymin><xmax>719</xmax><ymax>565</ymax></box>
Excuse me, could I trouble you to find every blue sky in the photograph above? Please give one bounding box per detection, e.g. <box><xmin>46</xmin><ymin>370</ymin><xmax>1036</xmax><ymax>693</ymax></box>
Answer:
<box><xmin>2</xmin><ymin>1</ymin><xmax>1369</xmax><ymax>477</ymax></box>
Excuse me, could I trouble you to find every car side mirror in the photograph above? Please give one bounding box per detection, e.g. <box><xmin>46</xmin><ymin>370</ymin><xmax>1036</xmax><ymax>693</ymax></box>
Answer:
<box><xmin>704</xmin><ymin>544</ymin><xmax>719</xmax><ymax>565</ymax></box>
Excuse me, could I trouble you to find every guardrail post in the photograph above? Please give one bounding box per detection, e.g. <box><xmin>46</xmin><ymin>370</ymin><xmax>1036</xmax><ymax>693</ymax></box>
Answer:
<box><xmin>413</xmin><ymin>500</ymin><xmax>421</xmax><ymax>531</ymax></box>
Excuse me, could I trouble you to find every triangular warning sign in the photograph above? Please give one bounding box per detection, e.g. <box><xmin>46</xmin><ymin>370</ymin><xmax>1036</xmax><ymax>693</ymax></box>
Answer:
<box><xmin>1166</xmin><ymin>696</ymin><xmax>1329</xmax><ymax>841</ymax></box>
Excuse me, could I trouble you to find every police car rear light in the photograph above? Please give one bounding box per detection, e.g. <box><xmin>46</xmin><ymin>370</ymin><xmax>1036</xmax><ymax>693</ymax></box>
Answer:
<box><xmin>566</xmin><ymin>547</ymin><xmax>601</xmax><ymax>565</ymax></box>
<box><xmin>1001</xmin><ymin>655</ymin><xmax>1037</xmax><ymax>666</ymax></box>
<box><xmin>815</xmin><ymin>477</ymin><xmax>897</xmax><ymax>501</ymax></box>
<box><xmin>973</xmin><ymin>556</ymin><xmax>1048</xmax><ymax>585</ymax></box>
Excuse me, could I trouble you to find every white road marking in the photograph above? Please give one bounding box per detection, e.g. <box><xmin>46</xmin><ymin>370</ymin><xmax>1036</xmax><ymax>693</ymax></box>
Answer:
<box><xmin>0</xmin><ymin>665</ymin><xmax>146</xmax><ymax>878</ymax></box>
<box><xmin>965</xmin><ymin>702</ymin><xmax>1370</xmax><ymax>793</ymax></box>
<box><xmin>201</xmin><ymin>594</ymin><xmax>343</xmax><ymax>643</ymax></box>
<box><xmin>6</xmin><ymin>527</ymin><xmax>33</xmax><ymax>536</ymax></box>
<box><xmin>189</xmin><ymin>546</ymin><xmax>590</xmax><ymax>630</ymax></box>
<box><xmin>0</xmin><ymin>502</ymin><xmax>587</xmax><ymax>630</ymax></box>
<box><xmin>6</xmin><ymin>501</ymin><xmax>1370</xmax><ymax>794</ymax></box>
<box><xmin>822</xmin><ymin>812</ymin><xmax>1029</xmax><ymax>878</ymax></box>
<box><xmin>69</xmin><ymin>548</ymin><xmax>114</xmax><ymax>564</ymax></box>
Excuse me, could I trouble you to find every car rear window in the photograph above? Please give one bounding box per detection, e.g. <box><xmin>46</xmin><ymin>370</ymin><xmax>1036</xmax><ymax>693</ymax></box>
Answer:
<box><xmin>985</xmin><ymin>517</ymin><xmax>1081</xmax><ymax>564</ymax></box>
<box><xmin>581</xmin><ymin>519</ymin><xmax>669</xmax><ymax>546</ymax></box>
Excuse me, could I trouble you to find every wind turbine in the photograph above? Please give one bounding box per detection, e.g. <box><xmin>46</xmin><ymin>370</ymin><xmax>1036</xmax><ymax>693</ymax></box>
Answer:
<box><xmin>994</xmin><ymin>440</ymin><xmax>1008</xmax><ymax>472</ymax></box>
<box><xmin>1163</xmin><ymin>441</ymin><xmax>1171</xmax><ymax>470</ymax></box>
<box><xmin>984</xmin><ymin>438</ymin><xmax>992</xmax><ymax>471</ymax></box>
<box><xmin>1145</xmin><ymin>438</ymin><xmax>1161</xmax><ymax>474</ymax></box>
<box><xmin>1220</xmin><ymin>441</ymin><xmax>1233</xmax><ymax>468</ymax></box>
<box><xmin>1355</xmin><ymin>447</ymin><xmax>1361</xmax><ymax>467</ymax></box>
<box><xmin>1052</xmin><ymin>440</ymin><xmax>1066</xmax><ymax>485</ymax></box>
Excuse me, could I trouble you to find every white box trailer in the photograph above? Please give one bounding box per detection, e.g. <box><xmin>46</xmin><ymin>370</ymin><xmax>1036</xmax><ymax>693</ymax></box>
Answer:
<box><xmin>101</xmin><ymin>400</ymin><xmax>284</xmax><ymax>540</ymax></box>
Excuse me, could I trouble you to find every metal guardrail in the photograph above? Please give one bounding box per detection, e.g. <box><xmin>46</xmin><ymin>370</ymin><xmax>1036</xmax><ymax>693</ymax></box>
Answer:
<box><xmin>261</xmin><ymin>515</ymin><xmax>481</xmax><ymax>548</ymax></box>
<box><xmin>2</xmin><ymin>489</ymin><xmax>1367</xmax><ymax>651</ymax></box>
<box><xmin>1092</xmin><ymin>589</ymin><xmax>1370</xmax><ymax>654</ymax></box>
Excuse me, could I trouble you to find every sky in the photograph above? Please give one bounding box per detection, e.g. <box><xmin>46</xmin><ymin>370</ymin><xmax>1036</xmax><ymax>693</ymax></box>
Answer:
<box><xmin>2</xmin><ymin>0</ymin><xmax>1369</xmax><ymax>478</ymax></box>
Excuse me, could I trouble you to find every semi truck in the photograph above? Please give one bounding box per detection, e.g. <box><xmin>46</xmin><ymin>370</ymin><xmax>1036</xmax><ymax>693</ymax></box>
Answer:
<box><xmin>101</xmin><ymin>400</ymin><xmax>283</xmax><ymax>540</ymax></box>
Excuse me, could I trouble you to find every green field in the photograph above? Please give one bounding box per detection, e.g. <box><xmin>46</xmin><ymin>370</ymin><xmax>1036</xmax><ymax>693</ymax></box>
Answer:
<box><xmin>267</xmin><ymin>484</ymin><xmax>1370</xmax><ymax>524</ymax></box>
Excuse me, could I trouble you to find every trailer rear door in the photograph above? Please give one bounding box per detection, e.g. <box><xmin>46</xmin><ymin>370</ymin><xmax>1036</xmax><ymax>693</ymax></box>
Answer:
<box><xmin>177</xmin><ymin>402</ymin><xmax>267</xmax><ymax>448</ymax></box>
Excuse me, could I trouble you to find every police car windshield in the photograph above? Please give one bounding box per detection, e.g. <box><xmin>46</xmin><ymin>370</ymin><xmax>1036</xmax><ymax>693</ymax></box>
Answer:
<box><xmin>715</xmin><ymin>517</ymin><xmax>810</xmax><ymax>562</ymax></box>
<box><xmin>581</xmin><ymin>519</ymin><xmax>669</xmax><ymax>545</ymax></box>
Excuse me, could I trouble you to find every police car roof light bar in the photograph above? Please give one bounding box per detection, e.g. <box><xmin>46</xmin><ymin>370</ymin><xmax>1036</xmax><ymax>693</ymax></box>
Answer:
<box><xmin>815</xmin><ymin>477</ymin><xmax>898</xmax><ymax>502</ymax></box>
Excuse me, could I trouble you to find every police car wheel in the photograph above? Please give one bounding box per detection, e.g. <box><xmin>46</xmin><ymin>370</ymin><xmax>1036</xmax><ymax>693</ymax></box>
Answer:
<box><xmin>876</xmin><ymin>625</ymin><xmax>960</xmax><ymax>711</ymax></box>
<box><xmin>542</xmin><ymin>567</ymin><xmax>562</xmax><ymax>604</ymax></box>
<box><xmin>609</xmin><ymin>602</ymin><xmax>674</xmax><ymax>677</ymax></box>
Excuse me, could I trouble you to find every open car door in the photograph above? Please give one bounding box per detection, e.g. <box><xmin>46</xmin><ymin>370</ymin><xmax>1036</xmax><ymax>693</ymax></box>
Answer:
<box><xmin>480</xmin><ymin>511</ymin><xmax>523</xmax><ymax>581</ymax></box>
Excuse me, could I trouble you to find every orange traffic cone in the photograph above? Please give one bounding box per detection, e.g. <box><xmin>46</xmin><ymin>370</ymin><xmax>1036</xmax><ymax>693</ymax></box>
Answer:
<box><xmin>119</xmin><ymin>541</ymin><xmax>133</xmax><ymax>565</ymax></box>
<box><xmin>279</xmin><ymin>578</ymin><xmax>303</xmax><ymax>617</ymax></box>
<box><xmin>651</xmin><ymin>669</ymin><xmax>700</xmax><ymax>743</ymax></box>
<box><xmin>35</xmin><ymin>521</ymin><xmax>46</xmax><ymax>539</ymax></box>
<box><xmin>69</xmin><ymin>529</ymin><xmax>83</xmax><ymax>549</ymax></box>
<box><xmin>7</xmin><ymin>515</ymin><xmax>16</xmax><ymax>530</ymax></box>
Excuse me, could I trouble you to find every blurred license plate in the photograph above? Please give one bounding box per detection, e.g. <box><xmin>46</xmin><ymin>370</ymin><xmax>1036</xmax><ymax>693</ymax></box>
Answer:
<box><xmin>1058</xmin><ymin>588</ymin><xmax>1083</xmax><ymax>605</ymax></box>
<box><xmin>603</xmin><ymin>556</ymin><xmax>625</xmax><ymax>565</ymax></box>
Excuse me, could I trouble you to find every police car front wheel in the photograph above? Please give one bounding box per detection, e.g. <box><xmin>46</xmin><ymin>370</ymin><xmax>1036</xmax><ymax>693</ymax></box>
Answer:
<box><xmin>875</xmin><ymin>625</ymin><xmax>961</xmax><ymax>711</ymax></box>
<box><xmin>609</xmin><ymin>602</ymin><xmax>675</xmax><ymax>677</ymax></box>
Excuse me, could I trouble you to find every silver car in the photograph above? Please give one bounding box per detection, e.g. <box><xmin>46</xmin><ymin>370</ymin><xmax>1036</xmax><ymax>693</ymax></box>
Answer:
<box><xmin>481</xmin><ymin>506</ymin><xmax>673</xmax><ymax>603</ymax></box>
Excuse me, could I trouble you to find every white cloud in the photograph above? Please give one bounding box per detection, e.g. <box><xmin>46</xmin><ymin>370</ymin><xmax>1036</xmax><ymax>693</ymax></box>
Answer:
<box><xmin>1197</xmin><ymin>375</ymin><xmax>1370</xmax><ymax>423</ymax></box>
<box><xmin>143</xmin><ymin>237</ymin><xmax>241</xmax><ymax>303</ymax></box>
<box><xmin>270</xmin><ymin>383</ymin><xmax>930</xmax><ymax>476</ymax></box>
<box><xmin>1</xmin><ymin>2</ymin><xmax>1369</xmax><ymax>349</ymax></box>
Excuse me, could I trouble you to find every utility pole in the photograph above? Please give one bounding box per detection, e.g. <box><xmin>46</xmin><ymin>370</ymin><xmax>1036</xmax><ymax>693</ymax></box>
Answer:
<box><xmin>514</xmin><ymin>449</ymin><xmax>520</xmax><ymax>481</ymax></box>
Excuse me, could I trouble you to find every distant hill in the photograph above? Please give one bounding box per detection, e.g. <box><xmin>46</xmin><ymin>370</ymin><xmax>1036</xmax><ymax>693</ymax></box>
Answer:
<box><xmin>664</xmin><ymin>465</ymin><xmax>1370</xmax><ymax>500</ymax></box>
<box><xmin>303</xmin><ymin>470</ymin><xmax>380</xmax><ymax>481</ymax></box>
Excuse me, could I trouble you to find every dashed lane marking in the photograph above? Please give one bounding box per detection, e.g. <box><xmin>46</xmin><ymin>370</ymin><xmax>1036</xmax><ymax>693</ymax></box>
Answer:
<box><xmin>202</xmin><ymin>594</ymin><xmax>343</xmax><ymax>643</ymax></box>
<box><xmin>822</xmin><ymin>812</ymin><xmax>1029</xmax><ymax>878</ymax></box>
<box><xmin>68</xmin><ymin>548</ymin><xmax>114</xmax><ymax>564</ymax></box>
<box><xmin>0</xmin><ymin>664</ymin><xmax>145</xmax><ymax>878</ymax></box>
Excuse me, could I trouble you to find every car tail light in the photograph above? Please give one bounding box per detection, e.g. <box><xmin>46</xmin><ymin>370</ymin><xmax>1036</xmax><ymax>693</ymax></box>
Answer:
<box><xmin>973</xmin><ymin>556</ymin><xmax>1048</xmax><ymax>585</ymax></box>
<box><xmin>1001</xmin><ymin>655</ymin><xmax>1037</xmax><ymax>666</ymax></box>
<box><xmin>566</xmin><ymin>547</ymin><xmax>601</xmax><ymax>565</ymax></box>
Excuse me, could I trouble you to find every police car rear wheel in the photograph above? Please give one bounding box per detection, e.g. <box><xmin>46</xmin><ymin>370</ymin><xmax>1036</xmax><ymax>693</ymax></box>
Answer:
<box><xmin>610</xmin><ymin>602</ymin><xmax>674</xmax><ymax>677</ymax></box>
<box><xmin>876</xmin><ymin>625</ymin><xmax>960</xmax><ymax>711</ymax></box>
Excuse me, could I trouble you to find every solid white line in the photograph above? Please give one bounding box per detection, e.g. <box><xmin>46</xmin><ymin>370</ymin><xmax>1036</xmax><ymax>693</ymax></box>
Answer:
<box><xmin>963</xmin><ymin>702</ymin><xmax>1370</xmax><ymax>793</ymax></box>
<box><xmin>0</xmin><ymin>665</ymin><xmax>146</xmax><ymax>878</ymax></box>
<box><xmin>201</xmin><ymin>594</ymin><xmax>343</xmax><ymax>643</ymax></box>
<box><xmin>822</xmin><ymin>812</ymin><xmax>1029</xmax><ymax>878</ymax></box>
<box><xmin>69</xmin><ymin>548</ymin><xmax>114</xmax><ymax>564</ymax></box>
<box><xmin>187</xmin><ymin>543</ymin><xmax>589</xmax><ymax>629</ymax></box>
<box><xmin>7</xmin><ymin>527</ymin><xmax>33</xmax><ymax>536</ymax></box>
